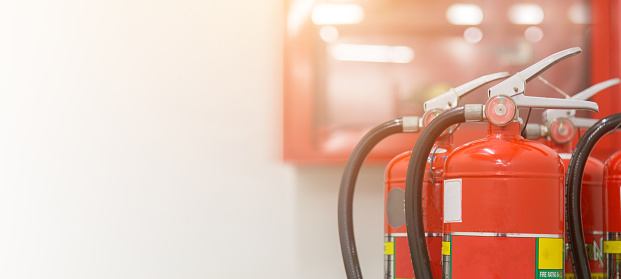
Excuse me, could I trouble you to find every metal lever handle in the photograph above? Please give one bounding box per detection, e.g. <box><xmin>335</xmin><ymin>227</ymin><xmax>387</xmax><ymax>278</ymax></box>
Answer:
<box><xmin>571</xmin><ymin>78</ymin><xmax>620</xmax><ymax>100</ymax></box>
<box><xmin>424</xmin><ymin>72</ymin><xmax>509</xmax><ymax>112</ymax></box>
<box><xmin>454</xmin><ymin>72</ymin><xmax>511</xmax><ymax>97</ymax></box>
<box><xmin>543</xmin><ymin>78</ymin><xmax>620</xmax><ymax>124</ymax></box>
<box><xmin>489</xmin><ymin>47</ymin><xmax>582</xmax><ymax>98</ymax></box>
<box><xmin>487</xmin><ymin>47</ymin><xmax>599</xmax><ymax>113</ymax></box>
<box><xmin>520</xmin><ymin>47</ymin><xmax>582</xmax><ymax>83</ymax></box>
<box><xmin>512</xmin><ymin>95</ymin><xmax>599</xmax><ymax>112</ymax></box>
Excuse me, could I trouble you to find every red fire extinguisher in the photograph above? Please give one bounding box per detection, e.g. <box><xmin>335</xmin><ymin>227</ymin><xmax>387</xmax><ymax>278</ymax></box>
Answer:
<box><xmin>523</xmin><ymin>78</ymin><xmax>620</xmax><ymax>278</ymax></box>
<box><xmin>338</xmin><ymin>72</ymin><xmax>508</xmax><ymax>279</ymax></box>
<box><xmin>604</xmin><ymin>150</ymin><xmax>621</xmax><ymax>278</ymax></box>
<box><xmin>565</xmin><ymin>113</ymin><xmax>621</xmax><ymax>279</ymax></box>
<box><xmin>384</xmin><ymin>72</ymin><xmax>508</xmax><ymax>279</ymax></box>
<box><xmin>403</xmin><ymin>47</ymin><xmax>599</xmax><ymax>279</ymax></box>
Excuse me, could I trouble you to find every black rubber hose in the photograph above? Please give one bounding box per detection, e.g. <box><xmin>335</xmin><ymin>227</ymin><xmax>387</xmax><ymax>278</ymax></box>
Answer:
<box><xmin>338</xmin><ymin>118</ymin><xmax>404</xmax><ymax>279</ymax></box>
<box><xmin>566</xmin><ymin>113</ymin><xmax>621</xmax><ymax>279</ymax></box>
<box><xmin>405</xmin><ymin>107</ymin><xmax>466</xmax><ymax>279</ymax></box>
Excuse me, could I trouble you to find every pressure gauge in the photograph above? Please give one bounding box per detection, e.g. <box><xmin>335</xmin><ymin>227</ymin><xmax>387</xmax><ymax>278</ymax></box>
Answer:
<box><xmin>485</xmin><ymin>95</ymin><xmax>517</xmax><ymax>126</ymax></box>
<box><xmin>422</xmin><ymin>108</ymin><xmax>444</xmax><ymax>128</ymax></box>
<box><xmin>549</xmin><ymin>117</ymin><xmax>575</xmax><ymax>144</ymax></box>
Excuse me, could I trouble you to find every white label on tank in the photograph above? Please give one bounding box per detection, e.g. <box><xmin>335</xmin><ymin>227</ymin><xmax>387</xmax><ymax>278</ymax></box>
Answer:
<box><xmin>444</xmin><ymin>179</ymin><xmax>462</xmax><ymax>223</ymax></box>
<box><xmin>559</xmin><ymin>153</ymin><xmax>572</xmax><ymax>160</ymax></box>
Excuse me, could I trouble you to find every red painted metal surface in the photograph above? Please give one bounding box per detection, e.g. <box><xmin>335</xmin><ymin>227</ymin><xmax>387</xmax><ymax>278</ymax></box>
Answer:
<box><xmin>442</xmin><ymin>122</ymin><xmax>565</xmax><ymax>278</ymax></box>
<box><xmin>384</xmin><ymin>135</ymin><xmax>453</xmax><ymax>278</ymax></box>
<box><xmin>590</xmin><ymin>0</ymin><xmax>621</xmax><ymax>162</ymax></box>
<box><xmin>451</xmin><ymin>236</ymin><xmax>535</xmax><ymax>279</ymax></box>
<box><xmin>545</xmin><ymin>137</ymin><xmax>605</xmax><ymax>276</ymax></box>
<box><xmin>580</xmin><ymin>158</ymin><xmax>606</xmax><ymax>276</ymax></box>
<box><xmin>390</xmin><ymin>236</ymin><xmax>442</xmax><ymax>279</ymax></box>
<box><xmin>554</xmin><ymin>148</ymin><xmax>605</xmax><ymax>277</ymax></box>
<box><xmin>603</xmin><ymin>150</ymin><xmax>621</xmax><ymax>277</ymax></box>
<box><xmin>577</xmin><ymin>157</ymin><xmax>605</xmax><ymax>236</ymax></box>
<box><xmin>604</xmin><ymin>151</ymin><xmax>621</xmax><ymax>232</ymax></box>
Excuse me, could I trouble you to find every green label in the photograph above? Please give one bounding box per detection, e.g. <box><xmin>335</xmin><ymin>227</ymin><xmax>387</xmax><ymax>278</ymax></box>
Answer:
<box><xmin>537</xmin><ymin>270</ymin><xmax>562</xmax><ymax>278</ymax></box>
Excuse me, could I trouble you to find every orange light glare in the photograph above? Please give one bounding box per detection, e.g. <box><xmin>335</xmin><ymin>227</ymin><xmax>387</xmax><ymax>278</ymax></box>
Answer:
<box><xmin>525</xmin><ymin>26</ymin><xmax>544</xmax><ymax>42</ymax></box>
<box><xmin>319</xmin><ymin>26</ymin><xmax>339</xmax><ymax>43</ymax></box>
<box><xmin>331</xmin><ymin>44</ymin><xmax>414</xmax><ymax>63</ymax></box>
<box><xmin>446</xmin><ymin>4</ymin><xmax>483</xmax><ymax>25</ymax></box>
<box><xmin>464</xmin><ymin>27</ymin><xmax>483</xmax><ymax>44</ymax></box>
<box><xmin>569</xmin><ymin>3</ymin><xmax>590</xmax><ymax>24</ymax></box>
<box><xmin>508</xmin><ymin>4</ymin><xmax>544</xmax><ymax>25</ymax></box>
<box><xmin>312</xmin><ymin>4</ymin><xmax>364</xmax><ymax>25</ymax></box>
<box><xmin>286</xmin><ymin>0</ymin><xmax>316</xmax><ymax>34</ymax></box>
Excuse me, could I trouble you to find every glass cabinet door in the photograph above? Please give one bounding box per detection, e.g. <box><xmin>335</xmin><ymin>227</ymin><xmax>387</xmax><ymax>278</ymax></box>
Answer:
<box><xmin>284</xmin><ymin>0</ymin><xmax>619</xmax><ymax>164</ymax></box>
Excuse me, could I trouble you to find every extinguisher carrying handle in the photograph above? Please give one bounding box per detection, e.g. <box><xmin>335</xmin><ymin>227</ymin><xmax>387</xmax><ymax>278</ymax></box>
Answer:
<box><xmin>404</xmin><ymin>105</ymin><xmax>484</xmax><ymax>279</ymax></box>
<box><xmin>423</xmin><ymin>72</ymin><xmax>509</xmax><ymax>112</ymax></box>
<box><xmin>488</xmin><ymin>47</ymin><xmax>581</xmax><ymax>98</ymax></box>
<box><xmin>486</xmin><ymin>47</ymin><xmax>599</xmax><ymax>113</ymax></box>
<box><xmin>511</xmin><ymin>94</ymin><xmax>599</xmax><ymax>112</ymax></box>
<box><xmin>570</xmin><ymin>78</ymin><xmax>620</xmax><ymax>101</ymax></box>
<box><xmin>543</xmin><ymin>78</ymin><xmax>621</xmax><ymax>125</ymax></box>
<box><xmin>523</xmin><ymin>77</ymin><xmax>620</xmax><ymax>139</ymax></box>
<box><xmin>566</xmin><ymin>113</ymin><xmax>621</xmax><ymax>279</ymax></box>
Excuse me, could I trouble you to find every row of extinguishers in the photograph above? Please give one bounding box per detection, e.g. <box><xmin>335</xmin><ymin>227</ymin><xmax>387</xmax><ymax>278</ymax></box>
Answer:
<box><xmin>338</xmin><ymin>47</ymin><xmax>621</xmax><ymax>279</ymax></box>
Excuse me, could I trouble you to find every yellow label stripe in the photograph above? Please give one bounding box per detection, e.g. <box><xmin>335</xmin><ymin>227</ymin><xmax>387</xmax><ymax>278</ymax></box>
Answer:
<box><xmin>604</xmin><ymin>241</ymin><xmax>621</xmax><ymax>253</ymax></box>
<box><xmin>566</xmin><ymin>273</ymin><xmax>603</xmax><ymax>279</ymax></box>
<box><xmin>442</xmin><ymin>241</ymin><xmax>451</xmax><ymax>256</ymax></box>
<box><xmin>384</xmin><ymin>242</ymin><xmax>394</xmax><ymax>255</ymax></box>
<box><xmin>538</xmin><ymin>238</ymin><xmax>564</xmax><ymax>270</ymax></box>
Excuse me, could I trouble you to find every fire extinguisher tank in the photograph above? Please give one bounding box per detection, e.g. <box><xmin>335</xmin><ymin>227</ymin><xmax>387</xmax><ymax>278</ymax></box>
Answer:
<box><xmin>442</xmin><ymin>122</ymin><xmax>566</xmax><ymax>279</ymax></box>
<box><xmin>603</xmin><ymin>150</ymin><xmax>621</xmax><ymax>277</ymax></box>
<box><xmin>382</xmin><ymin>73</ymin><xmax>510</xmax><ymax>279</ymax></box>
<box><xmin>604</xmin><ymin>150</ymin><xmax>621</xmax><ymax>232</ymax></box>
<box><xmin>384</xmin><ymin>135</ymin><xmax>451</xmax><ymax>278</ymax></box>
<box><xmin>557</xmin><ymin>148</ymin><xmax>605</xmax><ymax>278</ymax></box>
<box><xmin>546</xmin><ymin>142</ymin><xmax>605</xmax><ymax>276</ymax></box>
<box><xmin>579</xmin><ymin>157</ymin><xmax>605</xmax><ymax>235</ymax></box>
<box><xmin>577</xmin><ymin>157</ymin><xmax>605</xmax><ymax>276</ymax></box>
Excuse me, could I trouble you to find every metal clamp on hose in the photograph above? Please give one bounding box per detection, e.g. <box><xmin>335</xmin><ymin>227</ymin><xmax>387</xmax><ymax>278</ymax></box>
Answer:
<box><xmin>402</xmin><ymin>116</ymin><xmax>421</xmax><ymax>133</ymax></box>
<box><xmin>465</xmin><ymin>104</ymin><xmax>484</xmax><ymax>122</ymax></box>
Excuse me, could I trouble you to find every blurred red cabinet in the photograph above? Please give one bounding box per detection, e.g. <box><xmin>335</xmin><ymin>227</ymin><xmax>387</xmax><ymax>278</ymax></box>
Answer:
<box><xmin>590</xmin><ymin>0</ymin><xmax>621</xmax><ymax>161</ymax></box>
<box><xmin>283</xmin><ymin>0</ymin><xmax>620</xmax><ymax>164</ymax></box>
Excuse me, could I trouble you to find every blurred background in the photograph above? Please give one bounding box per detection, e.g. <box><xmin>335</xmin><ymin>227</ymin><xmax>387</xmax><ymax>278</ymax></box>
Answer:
<box><xmin>283</xmin><ymin>0</ymin><xmax>608</xmax><ymax>164</ymax></box>
<box><xmin>0</xmin><ymin>0</ymin><xmax>619</xmax><ymax>278</ymax></box>
<box><xmin>0</xmin><ymin>0</ymin><xmax>376</xmax><ymax>278</ymax></box>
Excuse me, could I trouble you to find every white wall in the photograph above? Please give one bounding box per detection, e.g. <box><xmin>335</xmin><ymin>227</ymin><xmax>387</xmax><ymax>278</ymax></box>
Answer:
<box><xmin>0</xmin><ymin>1</ymin><xmax>384</xmax><ymax>278</ymax></box>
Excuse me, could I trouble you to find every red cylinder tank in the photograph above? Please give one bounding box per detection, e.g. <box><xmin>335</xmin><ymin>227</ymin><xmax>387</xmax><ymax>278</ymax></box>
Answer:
<box><xmin>545</xmin><ymin>139</ymin><xmax>605</xmax><ymax>278</ymax></box>
<box><xmin>384</xmin><ymin>135</ymin><xmax>452</xmax><ymax>279</ymax></box>
<box><xmin>442</xmin><ymin>122</ymin><xmax>565</xmax><ymax>279</ymax></box>
<box><xmin>603</xmin><ymin>150</ymin><xmax>621</xmax><ymax>278</ymax></box>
